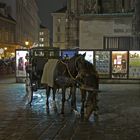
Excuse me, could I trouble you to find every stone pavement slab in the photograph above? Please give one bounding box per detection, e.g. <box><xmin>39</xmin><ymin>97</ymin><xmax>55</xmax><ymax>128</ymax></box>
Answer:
<box><xmin>0</xmin><ymin>76</ymin><xmax>140</xmax><ymax>140</ymax></box>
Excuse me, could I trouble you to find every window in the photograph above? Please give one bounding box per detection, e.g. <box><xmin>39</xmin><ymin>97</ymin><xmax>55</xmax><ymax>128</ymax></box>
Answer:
<box><xmin>57</xmin><ymin>35</ymin><xmax>60</xmax><ymax>42</ymax></box>
<box><xmin>0</xmin><ymin>30</ymin><xmax>1</xmax><ymax>41</ymax></box>
<box><xmin>104</xmin><ymin>36</ymin><xmax>133</xmax><ymax>50</ymax></box>
<box><xmin>39</xmin><ymin>32</ymin><xmax>44</xmax><ymax>35</ymax></box>
<box><xmin>39</xmin><ymin>38</ymin><xmax>44</xmax><ymax>42</ymax></box>
<box><xmin>39</xmin><ymin>44</ymin><xmax>44</xmax><ymax>47</ymax></box>
<box><xmin>57</xmin><ymin>26</ymin><xmax>60</xmax><ymax>32</ymax></box>
<box><xmin>5</xmin><ymin>32</ymin><xmax>9</xmax><ymax>41</ymax></box>
<box><xmin>57</xmin><ymin>18</ymin><xmax>61</xmax><ymax>23</ymax></box>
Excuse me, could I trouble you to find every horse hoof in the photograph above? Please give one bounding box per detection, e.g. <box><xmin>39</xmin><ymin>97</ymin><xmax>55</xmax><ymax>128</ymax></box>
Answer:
<box><xmin>84</xmin><ymin>117</ymin><xmax>89</xmax><ymax>122</ymax></box>
<box><xmin>94</xmin><ymin>111</ymin><xmax>99</xmax><ymax>116</ymax></box>
<box><xmin>28</xmin><ymin>102</ymin><xmax>32</xmax><ymax>107</ymax></box>
<box><xmin>73</xmin><ymin>109</ymin><xmax>80</xmax><ymax>118</ymax></box>
<box><xmin>46</xmin><ymin>105</ymin><xmax>49</xmax><ymax>111</ymax></box>
<box><xmin>61</xmin><ymin>112</ymin><xmax>64</xmax><ymax>114</ymax></box>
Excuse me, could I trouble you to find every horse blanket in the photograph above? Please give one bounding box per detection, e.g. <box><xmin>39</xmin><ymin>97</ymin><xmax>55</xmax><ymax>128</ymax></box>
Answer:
<box><xmin>41</xmin><ymin>59</ymin><xmax>58</xmax><ymax>87</ymax></box>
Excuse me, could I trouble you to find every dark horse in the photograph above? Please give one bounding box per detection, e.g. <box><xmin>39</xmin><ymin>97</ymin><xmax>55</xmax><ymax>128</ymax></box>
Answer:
<box><xmin>44</xmin><ymin>53</ymin><xmax>86</xmax><ymax>114</ymax></box>
<box><xmin>76</xmin><ymin>60</ymin><xmax>99</xmax><ymax>120</ymax></box>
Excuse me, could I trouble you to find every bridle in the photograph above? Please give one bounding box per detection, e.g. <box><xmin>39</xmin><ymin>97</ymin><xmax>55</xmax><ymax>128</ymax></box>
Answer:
<box><xmin>60</xmin><ymin>60</ymin><xmax>76</xmax><ymax>81</ymax></box>
<box><xmin>60</xmin><ymin>56</ymin><xmax>83</xmax><ymax>81</ymax></box>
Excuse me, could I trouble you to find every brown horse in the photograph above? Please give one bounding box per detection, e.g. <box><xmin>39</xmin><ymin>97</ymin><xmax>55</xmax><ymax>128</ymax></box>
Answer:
<box><xmin>76</xmin><ymin>60</ymin><xmax>99</xmax><ymax>120</ymax></box>
<box><xmin>44</xmin><ymin>53</ymin><xmax>86</xmax><ymax>114</ymax></box>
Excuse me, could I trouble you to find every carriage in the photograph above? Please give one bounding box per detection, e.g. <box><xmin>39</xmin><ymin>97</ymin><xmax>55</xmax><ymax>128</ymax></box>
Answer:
<box><xmin>25</xmin><ymin>48</ymin><xmax>99</xmax><ymax>120</ymax></box>
<box><xmin>25</xmin><ymin>47</ymin><xmax>60</xmax><ymax>104</ymax></box>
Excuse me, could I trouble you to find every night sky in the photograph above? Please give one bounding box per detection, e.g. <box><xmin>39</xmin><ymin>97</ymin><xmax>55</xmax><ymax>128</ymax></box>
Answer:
<box><xmin>36</xmin><ymin>0</ymin><xmax>66</xmax><ymax>39</ymax></box>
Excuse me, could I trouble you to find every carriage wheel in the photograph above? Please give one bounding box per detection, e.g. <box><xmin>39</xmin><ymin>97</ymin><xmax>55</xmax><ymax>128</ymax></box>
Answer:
<box><xmin>25</xmin><ymin>77</ymin><xmax>33</xmax><ymax>105</ymax></box>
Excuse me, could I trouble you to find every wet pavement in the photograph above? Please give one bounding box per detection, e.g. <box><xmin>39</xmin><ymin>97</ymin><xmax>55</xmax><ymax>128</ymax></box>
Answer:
<box><xmin>0</xmin><ymin>75</ymin><xmax>140</xmax><ymax>140</ymax></box>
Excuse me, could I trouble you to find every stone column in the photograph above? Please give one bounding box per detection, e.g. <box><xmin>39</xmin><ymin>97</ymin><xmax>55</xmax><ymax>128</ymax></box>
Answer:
<box><xmin>133</xmin><ymin>0</ymin><xmax>140</xmax><ymax>49</ymax></box>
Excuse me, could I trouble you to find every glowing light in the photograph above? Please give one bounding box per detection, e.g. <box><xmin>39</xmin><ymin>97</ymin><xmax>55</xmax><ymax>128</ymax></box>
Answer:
<box><xmin>25</xmin><ymin>41</ymin><xmax>29</xmax><ymax>46</ymax></box>
<box><xmin>4</xmin><ymin>47</ymin><xmax>7</xmax><ymax>50</ymax></box>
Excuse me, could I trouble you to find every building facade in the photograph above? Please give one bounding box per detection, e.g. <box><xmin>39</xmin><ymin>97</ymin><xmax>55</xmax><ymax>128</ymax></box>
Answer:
<box><xmin>39</xmin><ymin>25</ymin><xmax>50</xmax><ymax>47</ymax></box>
<box><xmin>66</xmin><ymin>0</ymin><xmax>79</xmax><ymax>49</ymax></box>
<box><xmin>52</xmin><ymin>7</ymin><xmax>67</xmax><ymax>49</ymax></box>
<box><xmin>15</xmin><ymin>0</ymin><xmax>40</xmax><ymax>48</ymax></box>
<box><xmin>0</xmin><ymin>2</ymin><xmax>16</xmax><ymax>59</ymax></box>
<box><xmin>0</xmin><ymin>0</ymin><xmax>40</xmax><ymax>59</ymax></box>
<box><xmin>80</xmin><ymin>13</ymin><xmax>134</xmax><ymax>50</ymax></box>
<box><xmin>65</xmin><ymin>0</ymin><xmax>137</xmax><ymax>50</ymax></box>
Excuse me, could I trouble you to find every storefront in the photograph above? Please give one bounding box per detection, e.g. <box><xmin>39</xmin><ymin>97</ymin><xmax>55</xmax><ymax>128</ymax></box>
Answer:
<box><xmin>129</xmin><ymin>51</ymin><xmax>140</xmax><ymax>79</ymax></box>
<box><xmin>112</xmin><ymin>51</ymin><xmax>128</xmax><ymax>79</ymax></box>
<box><xmin>61</xmin><ymin>50</ymin><xmax>77</xmax><ymax>59</ymax></box>
<box><xmin>15</xmin><ymin>49</ymin><xmax>29</xmax><ymax>82</ymax></box>
<box><xmin>95</xmin><ymin>51</ymin><xmax>110</xmax><ymax>78</ymax></box>
<box><xmin>61</xmin><ymin>49</ymin><xmax>140</xmax><ymax>80</ymax></box>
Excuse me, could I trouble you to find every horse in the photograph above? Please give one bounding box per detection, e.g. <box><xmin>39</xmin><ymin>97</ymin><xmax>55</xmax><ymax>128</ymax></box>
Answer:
<box><xmin>76</xmin><ymin>60</ymin><xmax>99</xmax><ymax>120</ymax></box>
<box><xmin>42</xmin><ymin>53</ymin><xmax>86</xmax><ymax>114</ymax></box>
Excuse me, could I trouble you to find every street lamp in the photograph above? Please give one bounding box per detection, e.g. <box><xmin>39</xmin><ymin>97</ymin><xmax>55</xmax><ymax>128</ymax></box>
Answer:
<box><xmin>25</xmin><ymin>40</ymin><xmax>29</xmax><ymax>46</ymax></box>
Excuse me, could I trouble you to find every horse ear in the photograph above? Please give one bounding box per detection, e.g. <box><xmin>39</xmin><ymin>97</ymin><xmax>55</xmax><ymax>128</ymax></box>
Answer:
<box><xmin>83</xmin><ymin>52</ymin><xmax>86</xmax><ymax>58</ymax></box>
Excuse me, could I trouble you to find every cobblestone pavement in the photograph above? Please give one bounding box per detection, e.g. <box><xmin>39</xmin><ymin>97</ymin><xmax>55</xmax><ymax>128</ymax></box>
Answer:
<box><xmin>0</xmin><ymin>76</ymin><xmax>140</xmax><ymax>140</ymax></box>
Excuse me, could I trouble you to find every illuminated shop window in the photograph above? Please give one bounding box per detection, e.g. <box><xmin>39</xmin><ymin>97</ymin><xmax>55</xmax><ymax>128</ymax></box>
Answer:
<box><xmin>16</xmin><ymin>50</ymin><xmax>28</xmax><ymax>77</ymax></box>
<box><xmin>129</xmin><ymin>51</ymin><xmax>140</xmax><ymax>79</ymax></box>
<box><xmin>61</xmin><ymin>50</ymin><xmax>77</xmax><ymax>59</ymax></box>
<box><xmin>95</xmin><ymin>51</ymin><xmax>110</xmax><ymax>78</ymax></box>
<box><xmin>112</xmin><ymin>51</ymin><xmax>128</xmax><ymax>79</ymax></box>
<box><xmin>78</xmin><ymin>51</ymin><xmax>94</xmax><ymax>64</ymax></box>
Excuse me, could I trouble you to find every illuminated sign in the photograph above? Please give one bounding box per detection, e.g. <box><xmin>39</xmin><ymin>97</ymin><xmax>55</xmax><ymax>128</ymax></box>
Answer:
<box><xmin>16</xmin><ymin>50</ymin><xmax>28</xmax><ymax>77</ymax></box>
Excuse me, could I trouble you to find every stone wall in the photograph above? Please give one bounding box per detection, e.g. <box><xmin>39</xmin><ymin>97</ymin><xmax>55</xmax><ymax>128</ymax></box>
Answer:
<box><xmin>79</xmin><ymin>15</ymin><xmax>133</xmax><ymax>49</ymax></box>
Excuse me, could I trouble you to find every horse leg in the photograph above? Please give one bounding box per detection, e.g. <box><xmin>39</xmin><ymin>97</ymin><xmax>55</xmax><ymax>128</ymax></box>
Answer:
<box><xmin>66</xmin><ymin>88</ymin><xmax>72</xmax><ymax>101</ymax></box>
<box><xmin>61</xmin><ymin>88</ymin><xmax>66</xmax><ymax>114</ymax></box>
<box><xmin>46</xmin><ymin>86</ymin><xmax>51</xmax><ymax>109</ymax></box>
<box><xmin>71</xmin><ymin>87</ymin><xmax>77</xmax><ymax>111</ymax></box>
<box><xmin>52</xmin><ymin>88</ymin><xmax>57</xmax><ymax>109</ymax></box>
<box><xmin>93</xmin><ymin>91</ymin><xmax>99</xmax><ymax>116</ymax></box>
<box><xmin>80</xmin><ymin>90</ymin><xmax>86</xmax><ymax>119</ymax></box>
<box><xmin>52</xmin><ymin>88</ymin><xmax>56</xmax><ymax>101</ymax></box>
<box><xmin>85</xmin><ymin>91</ymin><xmax>98</xmax><ymax>120</ymax></box>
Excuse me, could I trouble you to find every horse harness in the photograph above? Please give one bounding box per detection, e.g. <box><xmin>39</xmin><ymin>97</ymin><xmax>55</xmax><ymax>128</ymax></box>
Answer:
<box><xmin>59</xmin><ymin>57</ymin><xmax>80</xmax><ymax>81</ymax></box>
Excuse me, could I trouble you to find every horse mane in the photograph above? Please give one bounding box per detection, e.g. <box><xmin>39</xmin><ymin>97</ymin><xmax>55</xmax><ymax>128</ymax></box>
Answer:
<box><xmin>81</xmin><ymin>60</ymin><xmax>97</xmax><ymax>74</ymax></box>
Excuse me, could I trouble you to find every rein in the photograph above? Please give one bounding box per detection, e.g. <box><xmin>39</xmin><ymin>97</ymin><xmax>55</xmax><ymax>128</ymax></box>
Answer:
<box><xmin>60</xmin><ymin>60</ymin><xmax>78</xmax><ymax>81</ymax></box>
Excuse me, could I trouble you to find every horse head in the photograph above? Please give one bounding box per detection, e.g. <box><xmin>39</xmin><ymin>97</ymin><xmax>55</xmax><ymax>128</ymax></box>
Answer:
<box><xmin>75</xmin><ymin>59</ymin><xmax>99</xmax><ymax>89</ymax></box>
<box><xmin>67</xmin><ymin>53</ymin><xmax>86</xmax><ymax>78</ymax></box>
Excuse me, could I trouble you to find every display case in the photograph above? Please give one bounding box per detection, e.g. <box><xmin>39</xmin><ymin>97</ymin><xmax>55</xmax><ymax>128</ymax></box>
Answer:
<box><xmin>16</xmin><ymin>49</ymin><xmax>28</xmax><ymax>78</ymax></box>
<box><xmin>78</xmin><ymin>50</ymin><xmax>94</xmax><ymax>64</ymax></box>
<box><xmin>61</xmin><ymin>50</ymin><xmax>77</xmax><ymax>59</ymax></box>
<box><xmin>112</xmin><ymin>51</ymin><xmax>128</xmax><ymax>79</ymax></box>
<box><xmin>95</xmin><ymin>51</ymin><xmax>110</xmax><ymax>78</ymax></box>
<box><xmin>129</xmin><ymin>51</ymin><xmax>140</xmax><ymax>79</ymax></box>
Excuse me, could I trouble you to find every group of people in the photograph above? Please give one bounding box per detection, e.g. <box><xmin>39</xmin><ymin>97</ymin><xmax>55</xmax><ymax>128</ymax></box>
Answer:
<box><xmin>0</xmin><ymin>58</ymin><xmax>15</xmax><ymax>74</ymax></box>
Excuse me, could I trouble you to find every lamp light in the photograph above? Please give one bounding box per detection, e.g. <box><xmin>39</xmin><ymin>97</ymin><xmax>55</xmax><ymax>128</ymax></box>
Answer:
<box><xmin>25</xmin><ymin>41</ymin><xmax>29</xmax><ymax>46</ymax></box>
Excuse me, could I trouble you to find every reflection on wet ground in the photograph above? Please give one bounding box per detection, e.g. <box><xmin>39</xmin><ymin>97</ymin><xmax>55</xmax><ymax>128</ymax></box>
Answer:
<box><xmin>0</xmin><ymin>83</ymin><xmax>140</xmax><ymax>140</ymax></box>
